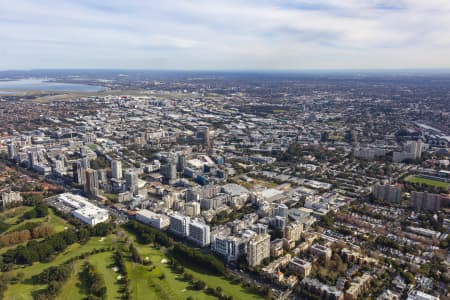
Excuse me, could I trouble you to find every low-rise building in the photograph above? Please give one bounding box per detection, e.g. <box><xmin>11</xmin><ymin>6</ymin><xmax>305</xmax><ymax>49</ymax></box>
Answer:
<box><xmin>136</xmin><ymin>209</ymin><xmax>170</xmax><ymax>230</ymax></box>
<box><xmin>344</xmin><ymin>274</ymin><xmax>372</xmax><ymax>300</ymax></box>
<box><xmin>300</xmin><ymin>277</ymin><xmax>343</xmax><ymax>300</ymax></box>
<box><xmin>377</xmin><ymin>290</ymin><xmax>401</xmax><ymax>300</ymax></box>
<box><xmin>53</xmin><ymin>193</ymin><xmax>109</xmax><ymax>226</ymax></box>
<box><xmin>288</xmin><ymin>257</ymin><xmax>312</xmax><ymax>277</ymax></box>
<box><xmin>270</xmin><ymin>239</ymin><xmax>284</xmax><ymax>257</ymax></box>
<box><xmin>72</xmin><ymin>205</ymin><xmax>109</xmax><ymax>226</ymax></box>
<box><xmin>406</xmin><ymin>226</ymin><xmax>441</xmax><ymax>239</ymax></box>
<box><xmin>284</xmin><ymin>221</ymin><xmax>303</xmax><ymax>242</ymax></box>
<box><xmin>341</xmin><ymin>248</ymin><xmax>378</xmax><ymax>266</ymax></box>
<box><xmin>1</xmin><ymin>191</ymin><xmax>23</xmax><ymax>207</ymax></box>
<box><xmin>406</xmin><ymin>290</ymin><xmax>440</xmax><ymax>300</ymax></box>
<box><xmin>311</xmin><ymin>244</ymin><xmax>332</xmax><ymax>260</ymax></box>
<box><xmin>262</xmin><ymin>254</ymin><xmax>292</xmax><ymax>277</ymax></box>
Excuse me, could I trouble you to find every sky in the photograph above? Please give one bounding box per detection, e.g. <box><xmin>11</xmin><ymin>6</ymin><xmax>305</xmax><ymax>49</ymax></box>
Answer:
<box><xmin>1</xmin><ymin>0</ymin><xmax>450</xmax><ymax>70</ymax></box>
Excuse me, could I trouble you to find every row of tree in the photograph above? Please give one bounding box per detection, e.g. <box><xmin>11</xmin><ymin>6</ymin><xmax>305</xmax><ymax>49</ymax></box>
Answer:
<box><xmin>125</xmin><ymin>221</ymin><xmax>172</xmax><ymax>247</ymax></box>
<box><xmin>129</xmin><ymin>243</ymin><xmax>143</xmax><ymax>264</ymax></box>
<box><xmin>114</xmin><ymin>250</ymin><xmax>131</xmax><ymax>300</ymax></box>
<box><xmin>80</xmin><ymin>262</ymin><xmax>107</xmax><ymax>299</ymax></box>
<box><xmin>171</xmin><ymin>243</ymin><xmax>225</xmax><ymax>275</ymax></box>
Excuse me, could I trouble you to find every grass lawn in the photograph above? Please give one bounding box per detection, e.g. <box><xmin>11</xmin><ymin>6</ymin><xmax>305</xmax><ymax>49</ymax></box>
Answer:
<box><xmin>127</xmin><ymin>261</ymin><xmax>165</xmax><ymax>300</ymax></box>
<box><xmin>3</xmin><ymin>283</ymin><xmax>47</xmax><ymax>300</ymax></box>
<box><xmin>88</xmin><ymin>251</ymin><xmax>121</xmax><ymax>300</ymax></box>
<box><xmin>4</xmin><ymin>208</ymin><xmax>69</xmax><ymax>234</ymax></box>
<box><xmin>405</xmin><ymin>175</ymin><xmax>450</xmax><ymax>189</ymax></box>
<box><xmin>0</xmin><ymin>209</ymin><xmax>72</xmax><ymax>256</ymax></box>
<box><xmin>3</xmin><ymin>228</ymin><xmax>264</xmax><ymax>300</ymax></box>
<box><xmin>3</xmin><ymin>234</ymin><xmax>117</xmax><ymax>300</ymax></box>
<box><xmin>176</xmin><ymin>257</ymin><xmax>263</xmax><ymax>300</ymax></box>
<box><xmin>126</xmin><ymin>248</ymin><xmax>216</xmax><ymax>300</ymax></box>
<box><xmin>1</xmin><ymin>206</ymin><xmax>34</xmax><ymax>224</ymax></box>
<box><xmin>133</xmin><ymin>244</ymin><xmax>263</xmax><ymax>300</ymax></box>
<box><xmin>62</xmin><ymin>251</ymin><xmax>121</xmax><ymax>300</ymax></box>
<box><xmin>60</xmin><ymin>260</ymin><xmax>85</xmax><ymax>300</ymax></box>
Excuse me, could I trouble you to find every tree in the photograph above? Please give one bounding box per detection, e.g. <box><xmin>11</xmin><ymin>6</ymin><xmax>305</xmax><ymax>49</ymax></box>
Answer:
<box><xmin>2</xmin><ymin>229</ymin><xmax>80</xmax><ymax>267</ymax></box>
<box><xmin>78</xmin><ymin>228</ymin><xmax>91</xmax><ymax>243</ymax></box>
<box><xmin>321</xmin><ymin>212</ymin><xmax>335</xmax><ymax>227</ymax></box>
<box><xmin>194</xmin><ymin>280</ymin><xmax>206</xmax><ymax>290</ymax></box>
<box><xmin>32</xmin><ymin>224</ymin><xmax>53</xmax><ymax>239</ymax></box>
<box><xmin>129</xmin><ymin>243</ymin><xmax>142</xmax><ymax>264</ymax></box>
<box><xmin>21</xmin><ymin>203</ymin><xmax>48</xmax><ymax>220</ymax></box>
<box><xmin>215</xmin><ymin>286</ymin><xmax>223</xmax><ymax>297</ymax></box>
<box><xmin>171</xmin><ymin>243</ymin><xmax>225</xmax><ymax>275</ymax></box>
<box><xmin>81</xmin><ymin>262</ymin><xmax>107</xmax><ymax>299</ymax></box>
<box><xmin>403</xmin><ymin>272</ymin><xmax>415</xmax><ymax>285</ymax></box>
<box><xmin>91</xmin><ymin>222</ymin><xmax>115</xmax><ymax>236</ymax></box>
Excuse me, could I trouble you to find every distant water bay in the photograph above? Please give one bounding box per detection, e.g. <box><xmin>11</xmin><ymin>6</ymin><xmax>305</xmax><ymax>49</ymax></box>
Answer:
<box><xmin>0</xmin><ymin>78</ymin><xmax>106</xmax><ymax>93</ymax></box>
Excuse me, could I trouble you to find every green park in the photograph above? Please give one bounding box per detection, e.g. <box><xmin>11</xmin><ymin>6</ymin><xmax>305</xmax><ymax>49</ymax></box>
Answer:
<box><xmin>0</xmin><ymin>205</ymin><xmax>265</xmax><ymax>300</ymax></box>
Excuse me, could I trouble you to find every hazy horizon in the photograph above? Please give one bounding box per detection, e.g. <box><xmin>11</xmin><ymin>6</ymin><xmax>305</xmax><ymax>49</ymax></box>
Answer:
<box><xmin>2</xmin><ymin>68</ymin><xmax>450</xmax><ymax>74</ymax></box>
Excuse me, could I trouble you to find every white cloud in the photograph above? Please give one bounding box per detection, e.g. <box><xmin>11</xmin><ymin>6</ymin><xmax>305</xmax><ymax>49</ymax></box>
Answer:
<box><xmin>0</xmin><ymin>0</ymin><xmax>449</xmax><ymax>69</ymax></box>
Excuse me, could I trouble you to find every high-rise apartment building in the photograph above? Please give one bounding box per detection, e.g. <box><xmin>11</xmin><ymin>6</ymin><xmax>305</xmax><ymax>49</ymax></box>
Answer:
<box><xmin>247</xmin><ymin>234</ymin><xmax>270</xmax><ymax>267</ymax></box>
<box><xmin>188</xmin><ymin>220</ymin><xmax>210</xmax><ymax>247</ymax></box>
<box><xmin>73</xmin><ymin>161</ymin><xmax>86</xmax><ymax>185</ymax></box>
<box><xmin>185</xmin><ymin>201</ymin><xmax>201</xmax><ymax>217</ymax></box>
<box><xmin>373</xmin><ymin>184</ymin><xmax>402</xmax><ymax>203</ymax></box>
<box><xmin>7</xmin><ymin>143</ymin><xmax>17</xmax><ymax>160</ymax></box>
<box><xmin>125</xmin><ymin>171</ymin><xmax>139</xmax><ymax>194</ymax></box>
<box><xmin>111</xmin><ymin>160</ymin><xmax>122</xmax><ymax>179</ymax></box>
<box><xmin>84</xmin><ymin>168</ymin><xmax>99</xmax><ymax>197</ymax></box>
<box><xmin>410</xmin><ymin>191</ymin><xmax>448</xmax><ymax>212</ymax></box>
<box><xmin>196</xmin><ymin>126</ymin><xmax>211</xmax><ymax>148</ymax></box>
<box><xmin>169</xmin><ymin>213</ymin><xmax>191</xmax><ymax>237</ymax></box>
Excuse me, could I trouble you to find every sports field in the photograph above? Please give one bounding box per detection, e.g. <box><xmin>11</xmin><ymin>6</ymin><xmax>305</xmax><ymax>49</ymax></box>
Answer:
<box><xmin>405</xmin><ymin>175</ymin><xmax>450</xmax><ymax>189</ymax></box>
